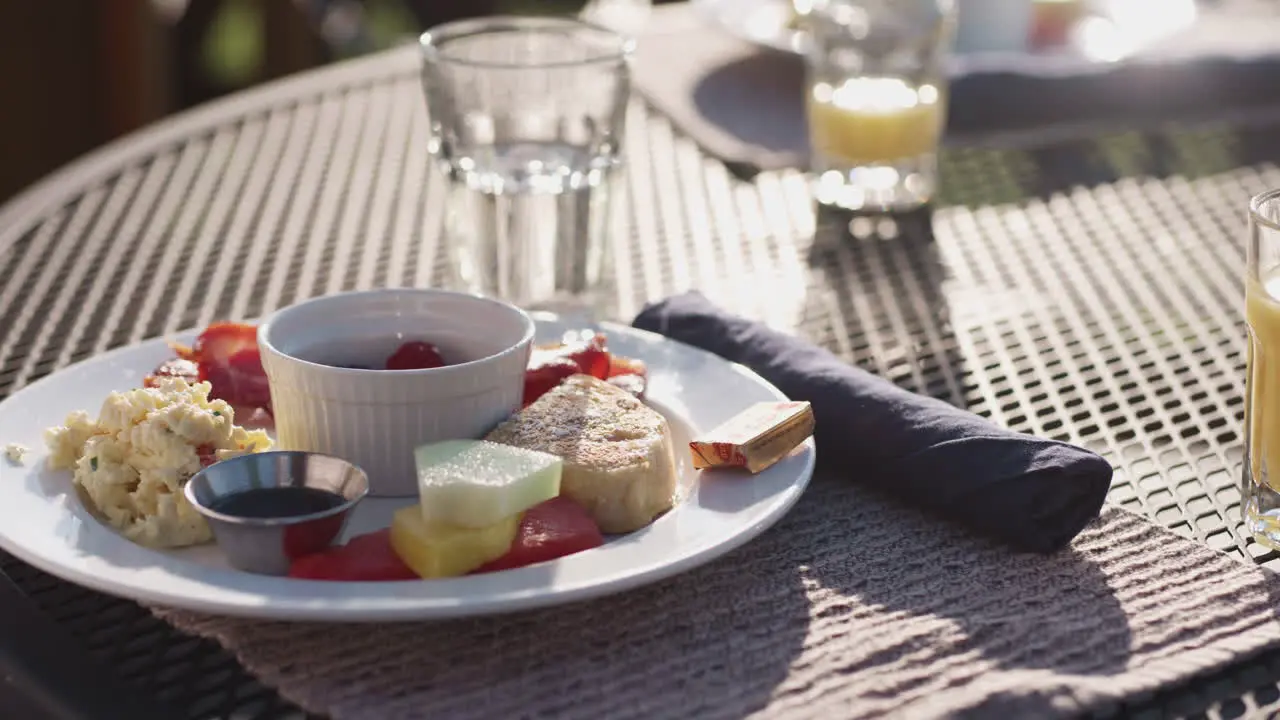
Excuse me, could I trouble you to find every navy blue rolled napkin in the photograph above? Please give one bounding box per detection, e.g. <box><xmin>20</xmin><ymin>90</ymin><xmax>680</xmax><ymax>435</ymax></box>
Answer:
<box><xmin>633</xmin><ymin>291</ymin><xmax>1113</xmax><ymax>554</ymax></box>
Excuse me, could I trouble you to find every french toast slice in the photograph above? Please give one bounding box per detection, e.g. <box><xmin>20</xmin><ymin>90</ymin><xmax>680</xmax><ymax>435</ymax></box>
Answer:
<box><xmin>485</xmin><ymin>374</ymin><xmax>678</xmax><ymax>533</ymax></box>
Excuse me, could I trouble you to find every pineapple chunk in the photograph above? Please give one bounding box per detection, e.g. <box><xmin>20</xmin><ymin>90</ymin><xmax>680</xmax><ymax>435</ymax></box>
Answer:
<box><xmin>389</xmin><ymin>504</ymin><xmax>521</xmax><ymax>579</ymax></box>
<box><xmin>415</xmin><ymin>440</ymin><xmax>562</xmax><ymax>529</ymax></box>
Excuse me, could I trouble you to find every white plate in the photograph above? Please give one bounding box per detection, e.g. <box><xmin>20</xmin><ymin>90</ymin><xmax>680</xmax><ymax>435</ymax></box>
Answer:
<box><xmin>0</xmin><ymin>319</ymin><xmax>814</xmax><ymax>622</ymax></box>
<box><xmin>693</xmin><ymin>0</ymin><xmax>808</xmax><ymax>55</ymax></box>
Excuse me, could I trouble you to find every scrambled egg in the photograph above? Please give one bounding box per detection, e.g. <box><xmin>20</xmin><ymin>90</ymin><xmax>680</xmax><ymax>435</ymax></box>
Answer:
<box><xmin>44</xmin><ymin>378</ymin><xmax>271</xmax><ymax>548</ymax></box>
<box><xmin>3</xmin><ymin>443</ymin><xmax>27</xmax><ymax>465</ymax></box>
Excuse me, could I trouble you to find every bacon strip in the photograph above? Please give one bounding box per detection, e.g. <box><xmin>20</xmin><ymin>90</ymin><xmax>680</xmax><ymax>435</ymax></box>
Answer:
<box><xmin>148</xmin><ymin>323</ymin><xmax>274</xmax><ymax>425</ymax></box>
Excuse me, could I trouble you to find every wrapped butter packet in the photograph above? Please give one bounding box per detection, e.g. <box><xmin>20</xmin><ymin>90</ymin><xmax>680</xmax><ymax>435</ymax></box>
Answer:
<box><xmin>690</xmin><ymin>401</ymin><xmax>815</xmax><ymax>474</ymax></box>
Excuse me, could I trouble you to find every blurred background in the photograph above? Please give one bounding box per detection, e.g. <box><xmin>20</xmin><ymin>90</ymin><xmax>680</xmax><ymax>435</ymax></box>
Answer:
<box><xmin>0</xmin><ymin>0</ymin><xmax>1238</xmax><ymax>205</ymax></box>
<box><xmin>0</xmin><ymin>0</ymin><xmax>669</xmax><ymax>205</ymax></box>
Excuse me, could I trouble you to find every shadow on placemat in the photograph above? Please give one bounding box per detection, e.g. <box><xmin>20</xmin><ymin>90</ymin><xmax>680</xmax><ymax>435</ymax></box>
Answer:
<box><xmin>156</xmin><ymin>530</ymin><xmax>817</xmax><ymax>717</ymax></box>
<box><xmin>801</xmin><ymin>209</ymin><xmax>974</xmax><ymax>410</ymax></box>
<box><xmin>805</xmin><ymin>478</ymin><xmax>1131</xmax><ymax>677</ymax></box>
<box><xmin>148</xmin><ymin>467</ymin><xmax>1280</xmax><ymax>720</ymax></box>
<box><xmin>692</xmin><ymin>51</ymin><xmax>808</xmax><ymax>162</ymax></box>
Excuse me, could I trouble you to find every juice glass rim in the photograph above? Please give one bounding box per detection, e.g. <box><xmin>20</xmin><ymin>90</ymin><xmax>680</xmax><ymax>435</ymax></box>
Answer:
<box><xmin>1251</xmin><ymin>188</ymin><xmax>1280</xmax><ymax>234</ymax></box>
<box><xmin>419</xmin><ymin>15</ymin><xmax>635</xmax><ymax>71</ymax></box>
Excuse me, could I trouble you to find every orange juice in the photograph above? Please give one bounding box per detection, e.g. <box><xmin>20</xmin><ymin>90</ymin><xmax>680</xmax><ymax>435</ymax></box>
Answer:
<box><xmin>1245</xmin><ymin>191</ymin><xmax>1280</xmax><ymax>547</ymax></box>
<box><xmin>1247</xmin><ymin>270</ymin><xmax>1280</xmax><ymax>494</ymax></box>
<box><xmin>1243</xmin><ymin>265</ymin><xmax>1280</xmax><ymax>544</ymax></box>
<box><xmin>806</xmin><ymin>77</ymin><xmax>946</xmax><ymax>165</ymax></box>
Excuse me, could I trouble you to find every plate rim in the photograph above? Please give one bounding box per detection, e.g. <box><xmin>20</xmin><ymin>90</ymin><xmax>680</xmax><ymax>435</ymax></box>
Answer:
<box><xmin>0</xmin><ymin>320</ymin><xmax>815</xmax><ymax>622</ymax></box>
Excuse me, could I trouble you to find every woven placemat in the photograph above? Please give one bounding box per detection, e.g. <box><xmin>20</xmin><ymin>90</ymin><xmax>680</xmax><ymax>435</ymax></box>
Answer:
<box><xmin>153</xmin><ymin>474</ymin><xmax>1280</xmax><ymax>720</ymax></box>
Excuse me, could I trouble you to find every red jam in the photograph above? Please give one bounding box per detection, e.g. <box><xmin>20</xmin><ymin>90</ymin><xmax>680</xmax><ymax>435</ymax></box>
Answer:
<box><xmin>385</xmin><ymin>341</ymin><xmax>447</xmax><ymax>370</ymax></box>
<box><xmin>332</xmin><ymin>341</ymin><xmax>449</xmax><ymax>371</ymax></box>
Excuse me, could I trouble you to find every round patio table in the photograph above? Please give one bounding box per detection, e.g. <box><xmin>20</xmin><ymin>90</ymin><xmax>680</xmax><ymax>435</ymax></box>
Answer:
<box><xmin>4</xmin><ymin>38</ymin><xmax>1280</xmax><ymax>720</ymax></box>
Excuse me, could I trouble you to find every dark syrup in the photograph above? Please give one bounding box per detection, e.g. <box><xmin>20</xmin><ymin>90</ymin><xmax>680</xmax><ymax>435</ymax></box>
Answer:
<box><xmin>210</xmin><ymin>486</ymin><xmax>346</xmax><ymax>519</ymax></box>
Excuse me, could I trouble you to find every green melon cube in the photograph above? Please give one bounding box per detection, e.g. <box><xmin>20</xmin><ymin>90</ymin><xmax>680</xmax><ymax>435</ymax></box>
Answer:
<box><xmin>414</xmin><ymin>440</ymin><xmax>562</xmax><ymax>529</ymax></box>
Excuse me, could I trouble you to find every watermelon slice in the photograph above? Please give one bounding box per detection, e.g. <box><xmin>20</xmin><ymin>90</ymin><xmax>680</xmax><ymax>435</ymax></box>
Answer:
<box><xmin>472</xmin><ymin>496</ymin><xmax>604</xmax><ymax>574</ymax></box>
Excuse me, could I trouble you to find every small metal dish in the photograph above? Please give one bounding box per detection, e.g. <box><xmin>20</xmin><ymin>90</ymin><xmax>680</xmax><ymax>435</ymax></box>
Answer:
<box><xmin>184</xmin><ymin>451</ymin><xmax>369</xmax><ymax>576</ymax></box>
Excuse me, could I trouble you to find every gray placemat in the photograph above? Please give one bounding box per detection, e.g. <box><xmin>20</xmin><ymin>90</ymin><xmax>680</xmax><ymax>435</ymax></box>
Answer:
<box><xmin>152</xmin><ymin>474</ymin><xmax>1280</xmax><ymax>720</ymax></box>
<box><xmin>628</xmin><ymin>5</ymin><xmax>810</xmax><ymax>170</ymax></box>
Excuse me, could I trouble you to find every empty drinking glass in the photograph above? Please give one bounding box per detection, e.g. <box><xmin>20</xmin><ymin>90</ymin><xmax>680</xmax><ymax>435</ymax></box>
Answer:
<box><xmin>420</xmin><ymin>17</ymin><xmax>633</xmax><ymax>319</ymax></box>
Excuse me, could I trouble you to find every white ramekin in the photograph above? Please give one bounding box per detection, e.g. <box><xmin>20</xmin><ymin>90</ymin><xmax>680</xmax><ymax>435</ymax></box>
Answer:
<box><xmin>257</xmin><ymin>289</ymin><xmax>535</xmax><ymax>497</ymax></box>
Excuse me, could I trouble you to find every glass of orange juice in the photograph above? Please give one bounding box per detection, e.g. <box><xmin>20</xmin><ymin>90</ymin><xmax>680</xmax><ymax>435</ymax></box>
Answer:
<box><xmin>1245</xmin><ymin>190</ymin><xmax>1280</xmax><ymax>546</ymax></box>
<box><xmin>801</xmin><ymin>0</ymin><xmax>957</xmax><ymax>212</ymax></box>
